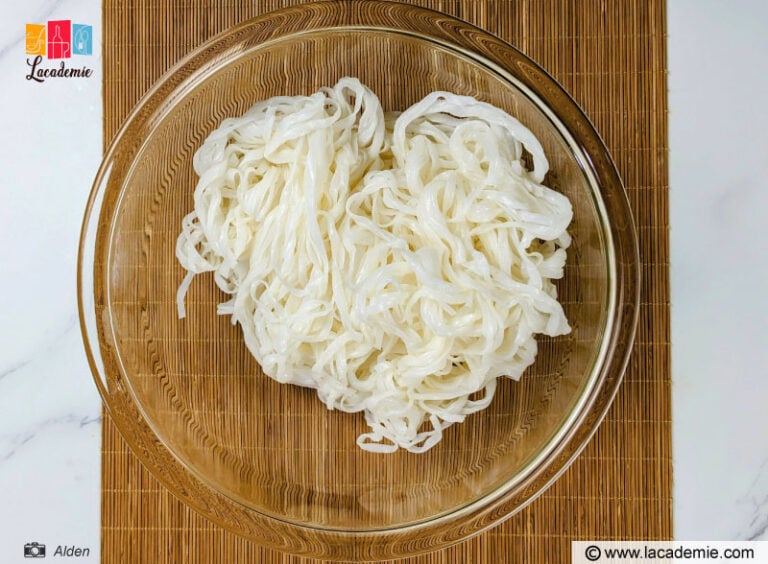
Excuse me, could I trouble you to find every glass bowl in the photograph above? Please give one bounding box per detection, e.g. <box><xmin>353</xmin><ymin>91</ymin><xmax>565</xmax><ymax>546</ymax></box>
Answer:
<box><xmin>78</xmin><ymin>1</ymin><xmax>639</xmax><ymax>560</ymax></box>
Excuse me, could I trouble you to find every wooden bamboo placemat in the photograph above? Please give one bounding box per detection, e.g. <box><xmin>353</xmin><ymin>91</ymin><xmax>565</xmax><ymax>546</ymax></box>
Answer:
<box><xmin>101</xmin><ymin>1</ymin><xmax>670</xmax><ymax>561</ymax></box>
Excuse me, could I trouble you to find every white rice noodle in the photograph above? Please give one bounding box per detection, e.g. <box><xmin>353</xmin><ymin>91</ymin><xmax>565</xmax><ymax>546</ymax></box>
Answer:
<box><xmin>176</xmin><ymin>77</ymin><xmax>573</xmax><ymax>453</ymax></box>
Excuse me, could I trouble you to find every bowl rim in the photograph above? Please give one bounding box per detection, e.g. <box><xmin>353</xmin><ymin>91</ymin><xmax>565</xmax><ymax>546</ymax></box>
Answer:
<box><xmin>78</xmin><ymin>1</ymin><xmax>640</xmax><ymax>559</ymax></box>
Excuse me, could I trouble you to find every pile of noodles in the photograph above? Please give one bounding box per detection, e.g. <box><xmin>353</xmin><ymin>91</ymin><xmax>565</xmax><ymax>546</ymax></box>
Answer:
<box><xmin>176</xmin><ymin>77</ymin><xmax>572</xmax><ymax>453</ymax></box>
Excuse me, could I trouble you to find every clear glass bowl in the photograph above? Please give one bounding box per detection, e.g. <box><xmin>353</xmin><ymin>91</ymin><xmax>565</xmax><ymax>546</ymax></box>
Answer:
<box><xmin>78</xmin><ymin>2</ymin><xmax>639</xmax><ymax>560</ymax></box>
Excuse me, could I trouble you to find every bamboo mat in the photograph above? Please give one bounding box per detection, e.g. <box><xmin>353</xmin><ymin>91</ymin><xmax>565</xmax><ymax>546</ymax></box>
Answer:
<box><xmin>101</xmin><ymin>1</ymin><xmax>670</xmax><ymax>562</ymax></box>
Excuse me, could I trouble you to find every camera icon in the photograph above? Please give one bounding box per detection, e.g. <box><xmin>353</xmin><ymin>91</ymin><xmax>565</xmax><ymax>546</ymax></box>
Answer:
<box><xmin>24</xmin><ymin>542</ymin><xmax>46</xmax><ymax>558</ymax></box>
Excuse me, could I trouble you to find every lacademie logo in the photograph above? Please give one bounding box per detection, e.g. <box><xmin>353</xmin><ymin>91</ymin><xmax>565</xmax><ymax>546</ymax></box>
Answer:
<box><xmin>25</xmin><ymin>20</ymin><xmax>94</xmax><ymax>83</ymax></box>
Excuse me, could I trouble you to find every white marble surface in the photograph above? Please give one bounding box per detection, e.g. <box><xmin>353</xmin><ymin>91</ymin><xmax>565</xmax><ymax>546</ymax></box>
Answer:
<box><xmin>669</xmin><ymin>0</ymin><xmax>768</xmax><ymax>542</ymax></box>
<box><xmin>1</xmin><ymin>1</ymin><xmax>767</xmax><ymax>561</ymax></box>
<box><xmin>0</xmin><ymin>0</ymin><xmax>102</xmax><ymax>562</ymax></box>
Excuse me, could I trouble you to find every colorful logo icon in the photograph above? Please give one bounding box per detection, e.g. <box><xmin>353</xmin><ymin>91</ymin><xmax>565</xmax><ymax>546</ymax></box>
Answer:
<box><xmin>25</xmin><ymin>20</ymin><xmax>92</xmax><ymax>59</ymax></box>
<box><xmin>25</xmin><ymin>24</ymin><xmax>46</xmax><ymax>56</ymax></box>
<box><xmin>48</xmin><ymin>20</ymin><xmax>71</xmax><ymax>59</ymax></box>
<box><xmin>72</xmin><ymin>24</ymin><xmax>92</xmax><ymax>55</ymax></box>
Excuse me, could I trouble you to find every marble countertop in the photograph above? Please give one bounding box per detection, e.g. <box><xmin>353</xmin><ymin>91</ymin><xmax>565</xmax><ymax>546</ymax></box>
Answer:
<box><xmin>669</xmin><ymin>1</ymin><xmax>768</xmax><ymax>542</ymax></box>
<box><xmin>1</xmin><ymin>1</ymin><xmax>766</xmax><ymax>561</ymax></box>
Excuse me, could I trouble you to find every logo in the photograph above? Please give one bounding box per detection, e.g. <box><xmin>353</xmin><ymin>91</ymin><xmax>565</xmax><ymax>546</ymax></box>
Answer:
<box><xmin>23</xmin><ymin>542</ymin><xmax>46</xmax><ymax>558</ymax></box>
<box><xmin>24</xmin><ymin>20</ymin><xmax>94</xmax><ymax>83</ymax></box>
